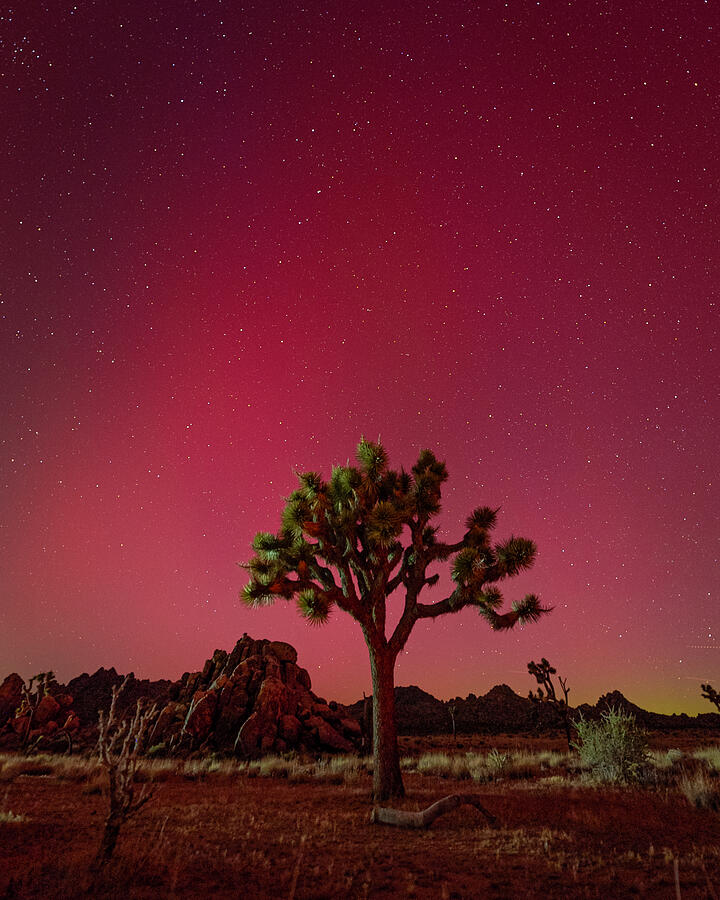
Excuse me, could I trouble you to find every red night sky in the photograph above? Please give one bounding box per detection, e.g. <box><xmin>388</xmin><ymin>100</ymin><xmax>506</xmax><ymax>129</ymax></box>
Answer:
<box><xmin>2</xmin><ymin>1</ymin><xmax>718</xmax><ymax>714</ymax></box>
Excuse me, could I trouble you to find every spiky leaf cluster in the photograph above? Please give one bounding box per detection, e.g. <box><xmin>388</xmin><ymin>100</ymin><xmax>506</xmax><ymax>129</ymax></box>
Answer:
<box><xmin>241</xmin><ymin>438</ymin><xmax>550</xmax><ymax>637</ymax></box>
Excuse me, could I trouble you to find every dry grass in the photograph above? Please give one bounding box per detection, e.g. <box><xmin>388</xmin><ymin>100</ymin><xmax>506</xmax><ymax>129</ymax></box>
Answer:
<box><xmin>692</xmin><ymin>745</ymin><xmax>720</xmax><ymax>772</ymax></box>
<box><xmin>411</xmin><ymin>748</ymin><xmax>572</xmax><ymax>783</ymax></box>
<box><xmin>2</xmin><ymin>763</ymin><xmax>720</xmax><ymax>898</ymax></box>
<box><xmin>649</xmin><ymin>748</ymin><xmax>684</xmax><ymax>769</ymax></box>
<box><xmin>0</xmin><ymin>810</ymin><xmax>27</xmax><ymax>824</ymax></box>
<box><xmin>680</xmin><ymin>768</ymin><xmax>720</xmax><ymax>811</ymax></box>
<box><xmin>2</xmin><ymin>736</ymin><xmax>720</xmax><ymax>896</ymax></box>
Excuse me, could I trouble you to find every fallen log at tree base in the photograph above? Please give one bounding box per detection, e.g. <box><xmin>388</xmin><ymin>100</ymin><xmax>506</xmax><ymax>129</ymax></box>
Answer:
<box><xmin>370</xmin><ymin>794</ymin><xmax>498</xmax><ymax>829</ymax></box>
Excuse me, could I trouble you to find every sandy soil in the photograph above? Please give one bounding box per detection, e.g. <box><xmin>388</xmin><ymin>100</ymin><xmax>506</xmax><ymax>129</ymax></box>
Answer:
<box><xmin>2</xmin><ymin>735</ymin><xmax>719</xmax><ymax>898</ymax></box>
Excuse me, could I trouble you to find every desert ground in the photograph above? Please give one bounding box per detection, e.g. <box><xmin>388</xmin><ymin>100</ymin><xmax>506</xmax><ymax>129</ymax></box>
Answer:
<box><xmin>2</xmin><ymin>733</ymin><xmax>720</xmax><ymax>899</ymax></box>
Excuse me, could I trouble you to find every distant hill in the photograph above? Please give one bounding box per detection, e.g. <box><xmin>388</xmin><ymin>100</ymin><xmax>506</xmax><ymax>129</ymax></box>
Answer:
<box><xmin>350</xmin><ymin>684</ymin><xmax>720</xmax><ymax>736</ymax></box>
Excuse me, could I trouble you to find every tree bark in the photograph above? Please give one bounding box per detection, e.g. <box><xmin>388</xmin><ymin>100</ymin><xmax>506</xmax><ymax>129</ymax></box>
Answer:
<box><xmin>371</xmin><ymin>794</ymin><xmax>497</xmax><ymax>828</ymax></box>
<box><xmin>92</xmin><ymin>815</ymin><xmax>122</xmax><ymax>868</ymax></box>
<box><xmin>369</xmin><ymin>643</ymin><xmax>404</xmax><ymax>801</ymax></box>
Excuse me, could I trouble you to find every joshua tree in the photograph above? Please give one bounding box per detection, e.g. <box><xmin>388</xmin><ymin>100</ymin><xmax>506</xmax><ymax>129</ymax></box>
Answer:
<box><xmin>448</xmin><ymin>702</ymin><xmax>458</xmax><ymax>744</ymax></box>
<box><xmin>241</xmin><ymin>438</ymin><xmax>551</xmax><ymax>800</ymax></box>
<box><xmin>701</xmin><ymin>683</ymin><xmax>720</xmax><ymax>712</ymax></box>
<box><xmin>528</xmin><ymin>657</ymin><xmax>571</xmax><ymax>750</ymax></box>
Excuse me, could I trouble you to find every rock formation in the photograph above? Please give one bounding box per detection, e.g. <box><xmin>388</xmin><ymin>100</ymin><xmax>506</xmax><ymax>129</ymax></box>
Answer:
<box><xmin>0</xmin><ymin>674</ymin><xmax>24</xmax><ymax>727</ymax></box>
<box><xmin>0</xmin><ymin>672</ymin><xmax>81</xmax><ymax>751</ymax></box>
<box><xmin>2</xmin><ymin>641</ymin><xmax>719</xmax><ymax>753</ymax></box>
<box><xmin>0</xmin><ymin>637</ymin><xmax>361</xmax><ymax>756</ymax></box>
<box><xmin>150</xmin><ymin>634</ymin><xmax>361</xmax><ymax>756</ymax></box>
<box><xmin>351</xmin><ymin>683</ymin><xmax>720</xmax><ymax>736</ymax></box>
<box><xmin>66</xmin><ymin>667</ymin><xmax>172</xmax><ymax>727</ymax></box>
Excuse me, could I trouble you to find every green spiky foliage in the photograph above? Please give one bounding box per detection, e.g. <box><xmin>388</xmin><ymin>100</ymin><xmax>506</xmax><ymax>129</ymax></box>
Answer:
<box><xmin>243</xmin><ymin>440</ymin><xmax>547</xmax><ymax>632</ymax></box>
<box><xmin>241</xmin><ymin>438</ymin><xmax>551</xmax><ymax>799</ymax></box>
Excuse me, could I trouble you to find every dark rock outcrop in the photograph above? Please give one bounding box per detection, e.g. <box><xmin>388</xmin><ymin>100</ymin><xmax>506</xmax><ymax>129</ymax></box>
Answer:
<box><xmin>350</xmin><ymin>684</ymin><xmax>720</xmax><ymax>737</ymax></box>
<box><xmin>66</xmin><ymin>667</ymin><xmax>172</xmax><ymax>726</ymax></box>
<box><xmin>395</xmin><ymin>686</ymin><xmax>450</xmax><ymax>734</ymax></box>
<box><xmin>0</xmin><ymin>675</ymin><xmax>81</xmax><ymax>752</ymax></box>
<box><xmin>0</xmin><ymin>674</ymin><xmax>24</xmax><ymax>728</ymax></box>
<box><xmin>576</xmin><ymin>690</ymin><xmax>720</xmax><ymax>732</ymax></box>
<box><xmin>4</xmin><ymin>643</ymin><xmax>719</xmax><ymax>754</ymax></box>
<box><xmin>0</xmin><ymin>637</ymin><xmax>359</xmax><ymax>756</ymax></box>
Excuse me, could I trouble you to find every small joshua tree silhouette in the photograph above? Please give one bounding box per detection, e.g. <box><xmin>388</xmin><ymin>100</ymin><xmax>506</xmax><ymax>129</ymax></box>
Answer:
<box><xmin>701</xmin><ymin>683</ymin><xmax>720</xmax><ymax>713</ymax></box>
<box><xmin>528</xmin><ymin>658</ymin><xmax>572</xmax><ymax>750</ymax></box>
<box><xmin>93</xmin><ymin>676</ymin><xmax>158</xmax><ymax>868</ymax></box>
<box><xmin>448</xmin><ymin>702</ymin><xmax>458</xmax><ymax>744</ymax></box>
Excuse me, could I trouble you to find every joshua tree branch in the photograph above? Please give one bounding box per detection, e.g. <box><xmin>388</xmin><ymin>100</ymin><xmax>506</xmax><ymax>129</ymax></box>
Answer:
<box><xmin>371</xmin><ymin>794</ymin><xmax>498</xmax><ymax>829</ymax></box>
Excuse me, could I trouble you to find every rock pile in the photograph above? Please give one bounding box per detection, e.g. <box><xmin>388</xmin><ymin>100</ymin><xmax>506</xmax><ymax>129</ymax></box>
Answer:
<box><xmin>151</xmin><ymin>634</ymin><xmax>361</xmax><ymax>756</ymax></box>
<box><xmin>66</xmin><ymin>667</ymin><xmax>172</xmax><ymax>728</ymax></box>
<box><xmin>0</xmin><ymin>636</ymin><xmax>361</xmax><ymax>756</ymax></box>
<box><xmin>0</xmin><ymin>673</ymin><xmax>24</xmax><ymax>726</ymax></box>
<box><xmin>4</xmin><ymin>640</ymin><xmax>719</xmax><ymax>752</ymax></box>
<box><xmin>0</xmin><ymin>673</ymin><xmax>80</xmax><ymax>750</ymax></box>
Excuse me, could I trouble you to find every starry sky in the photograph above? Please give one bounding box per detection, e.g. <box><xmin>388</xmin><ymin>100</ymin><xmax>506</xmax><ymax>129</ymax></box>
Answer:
<box><xmin>2</xmin><ymin>0</ymin><xmax>718</xmax><ymax>715</ymax></box>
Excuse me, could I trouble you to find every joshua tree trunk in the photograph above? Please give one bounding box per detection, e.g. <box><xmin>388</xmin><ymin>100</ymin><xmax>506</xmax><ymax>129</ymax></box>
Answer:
<box><xmin>361</xmin><ymin>692</ymin><xmax>373</xmax><ymax>754</ymax></box>
<box><xmin>369</xmin><ymin>642</ymin><xmax>404</xmax><ymax>801</ymax></box>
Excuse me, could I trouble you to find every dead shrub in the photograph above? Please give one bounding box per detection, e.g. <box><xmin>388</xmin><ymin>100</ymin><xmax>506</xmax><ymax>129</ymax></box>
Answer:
<box><xmin>92</xmin><ymin>677</ymin><xmax>159</xmax><ymax>868</ymax></box>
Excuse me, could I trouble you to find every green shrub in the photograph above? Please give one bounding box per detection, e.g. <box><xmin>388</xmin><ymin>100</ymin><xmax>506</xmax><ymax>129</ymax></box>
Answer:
<box><xmin>486</xmin><ymin>748</ymin><xmax>509</xmax><ymax>776</ymax></box>
<box><xmin>572</xmin><ymin>707</ymin><xmax>649</xmax><ymax>784</ymax></box>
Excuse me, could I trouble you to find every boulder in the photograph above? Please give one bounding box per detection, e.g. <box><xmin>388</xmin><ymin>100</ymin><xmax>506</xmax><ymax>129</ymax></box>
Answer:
<box><xmin>315</xmin><ymin>720</ymin><xmax>355</xmax><ymax>752</ymax></box>
<box><xmin>183</xmin><ymin>690</ymin><xmax>218</xmax><ymax>741</ymax></box>
<box><xmin>151</xmin><ymin>701</ymin><xmax>185</xmax><ymax>744</ymax></box>
<box><xmin>340</xmin><ymin>717</ymin><xmax>362</xmax><ymax>737</ymax></box>
<box><xmin>0</xmin><ymin>634</ymin><xmax>363</xmax><ymax>757</ymax></box>
<box><xmin>0</xmin><ymin>674</ymin><xmax>24</xmax><ymax>726</ymax></box>
<box><xmin>268</xmin><ymin>641</ymin><xmax>298</xmax><ymax>664</ymax></box>
<box><xmin>34</xmin><ymin>694</ymin><xmax>61</xmax><ymax>725</ymax></box>
<box><xmin>263</xmin><ymin>655</ymin><xmax>283</xmax><ymax>681</ymax></box>
<box><xmin>237</xmin><ymin>711</ymin><xmax>275</xmax><ymax>756</ymax></box>
<box><xmin>235</xmin><ymin>676</ymin><xmax>288</xmax><ymax>756</ymax></box>
<box><xmin>278</xmin><ymin>714</ymin><xmax>301</xmax><ymax>744</ymax></box>
<box><xmin>11</xmin><ymin>716</ymin><xmax>29</xmax><ymax>737</ymax></box>
<box><xmin>200</xmin><ymin>649</ymin><xmax>228</xmax><ymax>688</ymax></box>
<box><xmin>67</xmin><ymin>667</ymin><xmax>171</xmax><ymax>725</ymax></box>
<box><xmin>214</xmin><ymin>676</ymin><xmax>251</xmax><ymax>744</ymax></box>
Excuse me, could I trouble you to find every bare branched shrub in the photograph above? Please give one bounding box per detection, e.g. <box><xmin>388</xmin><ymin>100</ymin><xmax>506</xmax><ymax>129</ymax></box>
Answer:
<box><xmin>93</xmin><ymin>676</ymin><xmax>158</xmax><ymax>868</ymax></box>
